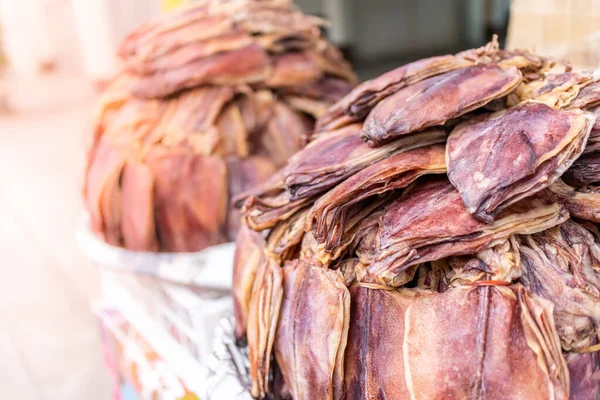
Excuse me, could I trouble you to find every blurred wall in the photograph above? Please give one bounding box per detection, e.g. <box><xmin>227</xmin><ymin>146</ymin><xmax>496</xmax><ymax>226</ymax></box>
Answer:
<box><xmin>71</xmin><ymin>0</ymin><xmax>161</xmax><ymax>82</ymax></box>
<box><xmin>297</xmin><ymin>0</ymin><xmax>322</xmax><ymax>15</ymax></box>
<box><xmin>0</xmin><ymin>0</ymin><xmax>56</xmax><ymax>76</ymax></box>
<box><xmin>108</xmin><ymin>0</ymin><xmax>161</xmax><ymax>41</ymax></box>
<box><xmin>296</xmin><ymin>0</ymin><xmax>350</xmax><ymax>45</ymax></box>
<box><xmin>349</xmin><ymin>0</ymin><xmax>463</xmax><ymax>60</ymax></box>
<box><xmin>296</xmin><ymin>0</ymin><xmax>511</xmax><ymax>62</ymax></box>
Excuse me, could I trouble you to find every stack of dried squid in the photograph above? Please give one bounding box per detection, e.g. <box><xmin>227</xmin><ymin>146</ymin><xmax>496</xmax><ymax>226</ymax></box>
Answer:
<box><xmin>233</xmin><ymin>37</ymin><xmax>600</xmax><ymax>399</ymax></box>
<box><xmin>83</xmin><ymin>0</ymin><xmax>356</xmax><ymax>252</ymax></box>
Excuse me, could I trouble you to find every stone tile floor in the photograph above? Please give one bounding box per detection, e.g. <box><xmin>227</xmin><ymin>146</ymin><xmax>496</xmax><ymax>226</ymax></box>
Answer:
<box><xmin>0</xmin><ymin>73</ymin><xmax>111</xmax><ymax>399</ymax></box>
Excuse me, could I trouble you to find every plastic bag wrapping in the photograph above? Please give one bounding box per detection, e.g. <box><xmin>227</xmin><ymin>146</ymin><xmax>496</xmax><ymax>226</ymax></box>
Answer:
<box><xmin>78</xmin><ymin>212</ymin><xmax>236</xmax><ymax>368</ymax></box>
<box><xmin>76</xmin><ymin>213</ymin><xmax>235</xmax><ymax>290</ymax></box>
<box><xmin>94</xmin><ymin>304</ymin><xmax>205</xmax><ymax>400</ymax></box>
<box><xmin>205</xmin><ymin>316</ymin><xmax>253</xmax><ymax>400</ymax></box>
<box><xmin>99</xmin><ymin>269</ymin><xmax>233</xmax><ymax>364</ymax></box>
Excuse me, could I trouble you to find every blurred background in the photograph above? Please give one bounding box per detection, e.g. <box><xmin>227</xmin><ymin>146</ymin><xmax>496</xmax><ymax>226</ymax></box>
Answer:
<box><xmin>1</xmin><ymin>0</ymin><xmax>599</xmax><ymax>399</ymax></box>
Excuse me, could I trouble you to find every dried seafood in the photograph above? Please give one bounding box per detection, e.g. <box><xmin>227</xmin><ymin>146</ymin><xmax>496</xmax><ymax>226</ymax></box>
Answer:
<box><xmin>358</xmin><ymin>180</ymin><xmax>567</xmax><ymax>287</ymax></box>
<box><xmin>307</xmin><ymin>144</ymin><xmax>447</xmax><ymax>253</ymax></box>
<box><xmin>118</xmin><ymin>0</ymin><xmax>355</xmax><ymax>98</ymax></box>
<box><xmin>274</xmin><ymin>260</ymin><xmax>349</xmax><ymax>400</ymax></box>
<box><xmin>519</xmin><ymin>221</ymin><xmax>600</xmax><ymax>399</ymax></box>
<box><xmin>549</xmin><ymin>181</ymin><xmax>600</xmax><ymax>223</ymax></box>
<box><xmin>84</xmin><ymin>0</ymin><xmax>356</xmax><ymax>252</ymax></box>
<box><xmin>234</xmin><ymin>39</ymin><xmax>600</xmax><ymax>399</ymax></box>
<box><xmin>446</xmin><ymin>102</ymin><xmax>594</xmax><ymax>222</ymax></box>
<box><xmin>361</xmin><ymin>64</ymin><xmax>522</xmax><ymax>146</ymax></box>
<box><xmin>563</xmin><ymin>152</ymin><xmax>600</xmax><ymax>187</ymax></box>
<box><xmin>315</xmin><ymin>36</ymin><xmax>558</xmax><ymax>133</ymax></box>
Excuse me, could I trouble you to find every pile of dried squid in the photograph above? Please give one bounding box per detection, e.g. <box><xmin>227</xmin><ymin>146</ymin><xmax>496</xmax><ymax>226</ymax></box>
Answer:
<box><xmin>234</xmin><ymin>37</ymin><xmax>600</xmax><ymax>399</ymax></box>
<box><xmin>83</xmin><ymin>0</ymin><xmax>356</xmax><ymax>252</ymax></box>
